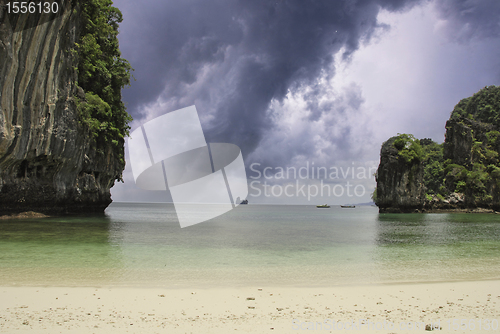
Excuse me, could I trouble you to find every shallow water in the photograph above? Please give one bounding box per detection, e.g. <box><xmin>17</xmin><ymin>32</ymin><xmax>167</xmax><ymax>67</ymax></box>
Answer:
<box><xmin>0</xmin><ymin>203</ymin><xmax>499</xmax><ymax>287</ymax></box>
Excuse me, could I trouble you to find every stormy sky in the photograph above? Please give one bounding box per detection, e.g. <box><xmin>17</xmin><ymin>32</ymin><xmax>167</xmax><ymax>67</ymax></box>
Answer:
<box><xmin>110</xmin><ymin>0</ymin><xmax>500</xmax><ymax>204</ymax></box>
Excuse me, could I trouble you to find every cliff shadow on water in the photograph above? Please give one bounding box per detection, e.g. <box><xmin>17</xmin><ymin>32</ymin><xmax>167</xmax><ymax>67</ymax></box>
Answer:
<box><xmin>0</xmin><ymin>213</ymin><xmax>127</xmax><ymax>285</ymax></box>
<box><xmin>0</xmin><ymin>0</ymin><xmax>132</xmax><ymax>215</ymax></box>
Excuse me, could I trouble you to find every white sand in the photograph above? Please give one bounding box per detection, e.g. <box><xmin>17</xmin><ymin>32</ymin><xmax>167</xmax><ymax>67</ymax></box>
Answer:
<box><xmin>0</xmin><ymin>280</ymin><xmax>499</xmax><ymax>333</ymax></box>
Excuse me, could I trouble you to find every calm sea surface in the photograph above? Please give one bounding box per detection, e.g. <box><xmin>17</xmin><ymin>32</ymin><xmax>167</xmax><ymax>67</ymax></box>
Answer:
<box><xmin>0</xmin><ymin>203</ymin><xmax>499</xmax><ymax>287</ymax></box>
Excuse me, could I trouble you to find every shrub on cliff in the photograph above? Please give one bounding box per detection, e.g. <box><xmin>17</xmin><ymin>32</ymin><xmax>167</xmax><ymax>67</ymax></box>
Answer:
<box><xmin>451</xmin><ymin>85</ymin><xmax>500</xmax><ymax>126</ymax></box>
<box><xmin>76</xmin><ymin>92</ymin><xmax>123</xmax><ymax>149</ymax></box>
<box><xmin>393</xmin><ymin>134</ymin><xmax>424</xmax><ymax>164</ymax></box>
<box><xmin>420</xmin><ymin>139</ymin><xmax>444</xmax><ymax>195</ymax></box>
<box><xmin>74</xmin><ymin>0</ymin><xmax>132</xmax><ymax>165</ymax></box>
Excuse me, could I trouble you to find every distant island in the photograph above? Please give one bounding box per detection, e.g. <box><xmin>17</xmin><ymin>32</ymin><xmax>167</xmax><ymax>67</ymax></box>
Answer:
<box><xmin>375</xmin><ymin>85</ymin><xmax>500</xmax><ymax>213</ymax></box>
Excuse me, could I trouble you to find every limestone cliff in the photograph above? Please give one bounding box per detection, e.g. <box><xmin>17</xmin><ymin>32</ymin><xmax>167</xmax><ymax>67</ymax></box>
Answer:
<box><xmin>375</xmin><ymin>136</ymin><xmax>426</xmax><ymax>213</ymax></box>
<box><xmin>375</xmin><ymin>86</ymin><xmax>500</xmax><ymax>213</ymax></box>
<box><xmin>0</xmin><ymin>1</ymin><xmax>125</xmax><ymax>214</ymax></box>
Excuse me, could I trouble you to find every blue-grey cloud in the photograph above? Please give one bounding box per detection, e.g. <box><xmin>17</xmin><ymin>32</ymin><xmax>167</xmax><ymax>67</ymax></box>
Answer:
<box><xmin>434</xmin><ymin>0</ymin><xmax>500</xmax><ymax>41</ymax></box>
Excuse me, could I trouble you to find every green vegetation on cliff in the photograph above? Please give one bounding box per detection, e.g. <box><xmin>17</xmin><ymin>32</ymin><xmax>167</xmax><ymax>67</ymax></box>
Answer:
<box><xmin>451</xmin><ymin>85</ymin><xmax>500</xmax><ymax>126</ymax></box>
<box><xmin>74</xmin><ymin>0</ymin><xmax>132</xmax><ymax>164</ymax></box>
<box><xmin>382</xmin><ymin>85</ymin><xmax>500</xmax><ymax>210</ymax></box>
<box><xmin>420</xmin><ymin>139</ymin><xmax>444</xmax><ymax>196</ymax></box>
<box><xmin>393</xmin><ymin>134</ymin><xmax>424</xmax><ymax>164</ymax></box>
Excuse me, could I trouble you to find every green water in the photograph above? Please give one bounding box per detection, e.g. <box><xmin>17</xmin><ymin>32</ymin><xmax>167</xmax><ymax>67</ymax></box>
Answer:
<box><xmin>0</xmin><ymin>204</ymin><xmax>499</xmax><ymax>287</ymax></box>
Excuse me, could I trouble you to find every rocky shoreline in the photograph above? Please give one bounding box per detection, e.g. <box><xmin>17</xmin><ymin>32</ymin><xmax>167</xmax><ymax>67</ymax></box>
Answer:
<box><xmin>379</xmin><ymin>192</ymin><xmax>500</xmax><ymax>213</ymax></box>
<box><xmin>380</xmin><ymin>207</ymin><xmax>499</xmax><ymax>214</ymax></box>
<box><xmin>0</xmin><ymin>211</ymin><xmax>50</xmax><ymax>220</ymax></box>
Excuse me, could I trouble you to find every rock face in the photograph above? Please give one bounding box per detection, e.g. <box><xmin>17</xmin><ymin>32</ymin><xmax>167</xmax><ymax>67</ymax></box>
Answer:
<box><xmin>375</xmin><ymin>137</ymin><xmax>426</xmax><ymax>213</ymax></box>
<box><xmin>442</xmin><ymin>118</ymin><xmax>475</xmax><ymax>167</ymax></box>
<box><xmin>443</xmin><ymin>117</ymin><xmax>500</xmax><ymax>208</ymax></box>
<box><xmin>0</xmin><ymin>2</ymin><xmax>124</xmax><ymax>214</ymax></box>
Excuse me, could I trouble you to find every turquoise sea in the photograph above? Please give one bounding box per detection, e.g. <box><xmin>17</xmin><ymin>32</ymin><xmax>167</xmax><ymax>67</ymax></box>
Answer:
<box><xmin>0</xmin><ymin>203</ymin><xmax>499</xmax><ymax>287</ymax></box>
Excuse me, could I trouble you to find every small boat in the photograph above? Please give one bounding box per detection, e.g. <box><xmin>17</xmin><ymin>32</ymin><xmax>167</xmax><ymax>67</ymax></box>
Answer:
<box><xmin>340</xmin><ymin>205</ymin><xmax>355</xmax><ymax>208</ymax></box>
<box><xmin>316</xmin><ymin>204</ymin><xmax>330</xmax><ymax>208</ymax></box>
<box><xmin>240</xmin><ymin>199</ymin><xmax>248</xmax><ymax>204</ymax></box>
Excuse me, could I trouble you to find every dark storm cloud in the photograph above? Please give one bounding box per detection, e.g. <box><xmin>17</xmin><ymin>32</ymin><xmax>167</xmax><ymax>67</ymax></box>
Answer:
<box><xmin>115</xmin><ymin>0</ymin><xmax>423</xmax><ymax>159</ymax></box>
<box><xmin>434</xmin><ymin>0</ymin><xmax>500</xmax><ymax>41</ymax></box>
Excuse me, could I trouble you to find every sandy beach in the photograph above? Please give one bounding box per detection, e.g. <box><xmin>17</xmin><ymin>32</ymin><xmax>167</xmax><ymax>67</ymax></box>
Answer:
<box><xmin>0</xmin><ymin>280</ymin><xmax>498</xmax><ymax>333</ymax></box>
